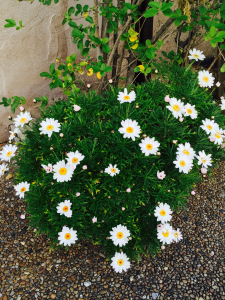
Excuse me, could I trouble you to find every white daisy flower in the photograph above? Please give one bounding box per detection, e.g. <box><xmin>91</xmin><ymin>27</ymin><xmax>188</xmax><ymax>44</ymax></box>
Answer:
<box><xmin>56</xmin><ymin>200</ymin><xmax>72</xmax><ymax>218</ymax></box>
<box><xmin>172</xmin><ymin>228</ymin><xmax>183</xmax><ymax>242</ymax></box>
<box><xmin>52</xmin><ymin>160</ymin><xmax>74</xmax><ymax>182</ymax></box>
<box><xmin>0</xmin><ymin>163</ymin><xmax>9</xmax><ymax>176</ymax></box>
<box><xmin>166</xmin><ymin>97</ymin><xmax>184</xmax><ymax>119</ymax></box>
<box><xmin>154</xmin><ymin>203</ymin><xmax>172</xmax><ymax>224</ymax></box>
<box><xmin>173</xmin><ymin>154</ymin><xmax>193</xmax><ymax>174</ymax></box>
<box><xmin>118</xmin><ymin>119</ymin><xmax>141</xmax><ymax>141</ymax></box>
<box><xmin>182</xmin><ymin>103</ymin><xmax>198</xmax><ymax>119</ymax></box>
<box><xmin>58</xmin><ymin>226</ymin><xmax>78</xmax><ymax>247</ymax></box>
<box><xmin>111</xmin><ymin>252</ymin><xmax>130</xmax><ymax>273</ymax></box>
<box><xmin>139</xmin><ymin>137</ymin><xmax>160</xmax><ymax>156</ymax></box>
<box><xmin>42</xmin><ymin>163</ymin><xmax>53</xmax><ymax>173</ymax></box>
<box><xmin>13</xmin><ymin>111</ymin><xmax>33</xmax><ymax>128</ymax></box>
<box><xmin>9</xmin><ymin>128</ymin><xmax>20</xmax><ymax>141</ymax></box>
<box><xmin>66</xmin><ymin>151</ymin><xmax>85</xmax><ymax>170</ymax></box>
<box><xmin>109</xmin><ymin>224</ymin><xmax>130</xmax><ymax>247</ymax></box>
<box><xmin>39</xmin><ymin>118</ymin><xmax>61</xmax><ymax>138</ymax></box>
<box><xmin>198</xmin><ymin>70</ymin><xmax>215</xmax><ymax>88</ymax></box>
<box><xmin>195</xmin><ymin>150</ymin><xmax>212</xmax><ymax>168</ymax></box>
<box><xmin>117</xmin><ymin>88</ymin><xmax>136</xmax><ymax>104</ymax></box>
<box><xmin>219</xmin><ymin>99</ymin><xmax>225</xmax><ymax>110</ymax></box>
<box><xmin>200</xmin><ymin>119</ymin><xmax>219</xmax><ymax>135</ymax></box>
<box><xmin>0</xmin><ymin>144</ymin><xmax>17</xmax><ymax>162</ymax></box>
<box><xmin>14</xmin><ymin>181</ymin><xmax>30</xmax><ymax>199</ymax></box>
<box><xmin>210</xmin><ymin>128</ymin><xmax>224</xmax><ymax>145</ymax></box>
<box><xmin>157</xmin><ymin>223</ymin><xmax>174</xmax><ymax>245</ymax></box>
<box><xmin>104</xmin><ymin>164</ymin><xmax>120</xmax><ymax>177</ymax></box>
<box><xmin>176</xmin><ymin>142</ymin><xmax>196</xmax><ymax>159</ymax></box>
<box><xmin>188</xmin><ymin>48</ymin><xmax>205</xmax><ymax>61</ymax></box>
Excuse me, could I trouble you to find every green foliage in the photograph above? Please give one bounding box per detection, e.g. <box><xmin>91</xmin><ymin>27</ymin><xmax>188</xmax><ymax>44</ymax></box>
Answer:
<box><xmin>12</xmin><ymin>60</ymin><xmax>225</xmax><ymax>260</ymax></box>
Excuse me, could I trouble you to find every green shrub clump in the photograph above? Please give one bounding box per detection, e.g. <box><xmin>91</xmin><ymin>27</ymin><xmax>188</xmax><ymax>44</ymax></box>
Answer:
<box><xmin>11</xmin><ymin>61</ymin><xmax>225</xmax><ymax>272</ymax></box>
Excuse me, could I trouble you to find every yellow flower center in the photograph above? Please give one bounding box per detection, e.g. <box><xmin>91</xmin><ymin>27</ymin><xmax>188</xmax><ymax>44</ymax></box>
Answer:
<box><xmin>137</xmin><ymin>65</ymin><xmax>145</xmax><ymax>71</ymax></box>
<box><xmin>173</xmin><ymin>105</ymin><xmax>180</xmax><ymax>112</ymax></box>
<box><xmin>162</xmin><ymin>230</ymin><xmax>169</xmax><ymax>237</ymax></box>
<box><xmin>187</xmin><ymin>108</ymin><xmax>192</xmax><ymax>114</ymax></box>
<box><xmin>130</xmin><ymin>36</ymin><xmax>137</xmax><ymax>42</ymax></box>
<box><xmin>12</xmin><ymin>133</ymin><xmax>15</xmax><ymax>137</ymax></box>
<box><xmin>174</xmin><ymin>232</ymin><xmax>178</xmax><ymax>238</ymax></box>
<box><xmin>72</xmin><ymin>157</ymin><xmax>78</xmax><ymax>163</ymax></box>
<box><xmin>2</xmin><ymin>169</ymin><xmax>5</xmax><ymax>173</ymax></box>
<box><xmin>63</xmin><ymin>206</ymin><xmax>68</xmax><ymax>212</ymax></box>
<box><xmin>215</xmin><ymin>132</ymin><xmax>221</xmax><ymax>139</ymax></box>
<box><xmin>183</xmin><ymin>149</ymin><xmax>190</xmax><ymax>155</ymax></box>
<box><xmin>126</xmin><ymin>127</ymin><xmax>133</xmax><ymax>133</ymax></box>
<box><xmin>160</xmin><ymin>209</ymin><xmax>166</xmax><ymax>216</ymax></box>
<box><xmin>117</xmin><ymin>259</ymin><xmax>124</xmax><ymax>266</ymax></box>
<box><xmin>124</xmin><ymin>95</ymin><xmax>130</xmax><ymax>100</ymax></box>
<box><xmin>193</xmin><ymin>54</ymin><xmax>199</xmax><ymax>58</ymax></box>
<box><xmin>64</xmin><ymin>233</ymin><xmax>71</xmax><ymax>240</ymax></box>
<box><xmin>111</xmin><ymin>168</ymin><xmax>116</xmax><ymax>173</ymax></box>
<box><xmin>6</xmin><ymin>151</ymin><xmax>12</xmax><ymax>157</ymax></box>
<box><xmin>180</xmin><ymin>160</ymin><xmax>186</xmax><ymax>167</ymax></box>
<box><xmin>20</xmin><ymin>118</ymin><xmax>26</xmax><ymax>123</ymax></box>
<box><xmin>207</xmin><ymin>125</ymin><xmax>212</xmax><ymax>130</ymax></box>
<box><xmin>203</xmin><ymin>76</ymin><xmax>209</xmax><ymax>83</ymax></box>
<box><xmin>117</xmin><ymin>232</ymin><xmax>123</xmax><ymax>239</ymax></box>
<box><xmin>201</xmin><ymin>158</ymin><xmax>206</xmax><ymax>163</ymax></box>
<box><xmin>146</xmin><ymin>144</ymin><xmax>153</xmax><ymax>150</ymax></box>
<box><xmin>21</xmin><ymin>187</ymin><xmax>26</xmax><ymax>193</ymax></box>
<box><xmin>47</xmin><ymin>125</ymin><xmax>54</xmax><ymax>131</ymax></box>
<box><xmin>59</xmin><ymin>168</ymin><xmax>67</xmax><ymax>175</ymax></box>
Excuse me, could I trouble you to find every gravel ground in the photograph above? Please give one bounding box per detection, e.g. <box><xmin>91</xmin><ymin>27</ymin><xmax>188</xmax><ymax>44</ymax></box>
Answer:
<box><xmin>0</xmin><ymin>142</ymin><xmax>225</xmax><ymax>300</ymax></box>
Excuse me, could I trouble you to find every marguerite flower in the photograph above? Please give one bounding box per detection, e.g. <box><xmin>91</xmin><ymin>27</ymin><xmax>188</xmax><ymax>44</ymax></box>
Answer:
<box><xmin>200</xmin><ymin>119</ymin><xmax>219</xmax><ymax>135</ymax></box>
<box><xmin>139</xmin><ymin>137</ymin><xmax>160</xmax><ymax>156</ymax></box>
<box><xmin>111</xmin><ymin>252</ymin><xmax>130</xmax><ymax>273</ymax></box>
<box><xmin>66</xmin><ymin>151</ymin><xmax>85</xmax><ymax>170</ymax></box>
<box><xmin>14</xmin><ymin>181</ymin><xmax>30</xmax><ymax>199</ymax></box>
<box><xmin>104</xmin><ymin>164</ymin><xmax>120</xmax><ymax>177</ymax></box>
<box><xmin>0</xmin><ymin>144</ymin><xmax>17</xmax><ymax>162</ymax></box>
<box><xmin>198</xmin><ymin>70</ymin><xmax>215</xmax><ymax>88</ymax></box>
<box><xmin>13</xmin><ymin>111</ymin><xmax>33</xmax><ymax>128</ymax></box>
<box><xmin>56</xmin><ymin>200</ymin><xmax>72</xmax><ymax>218</ymax></box>
<box><xmin>188</xmin><ymin>48</ymin><xmax>205</xmax><ymax>61</ymax></box>
<box><xmin>42</xmin><ymin>163</ymin><xmax>53</xmax><ymax>173</ymax></box>
<box><xmin>157</xmin><ymin>223</ymin><xmax>174</xmax><ymax>245</ymax></box>
<box><xmin>154</xmin><ymin>203</ymin><xmax>172</xmax><ymax>224</ymax></box>
<box><xmin>210</xmin><ymin>128</ymin><xmax>224</xmax><ymax>145</ymax></box>
<box><xmin>166</xmin><ymin>97</ymin><xmax>184</xmax><ymax>119</ymax></box>
<box><xmin>182</xmin><ymin>103</ymin><xmax>198</xmax><ymax>119</ymax></box>
<box><xmin>52</xmin><ymin>160</ymin><xmax>74</xmax><ymax>182</ymax></box>
<box><xmin>157</xmin><ymin>171</ymin><xmax>166</xmax><ymax>180</ymax></box>
<box><xmin>118</xmin><ymin>119</ymin><xmax>141</xmax><ymax>141</ymax></box>
<box><xmin>0</xmin><ymin>163</ymin><xmax>8</xmax><ymax>176</ymax></box>
<box><xmin>173</xmin><ymin>154</ymin><xmax>194</xmax><ymax>174</ymax></box>
<box><xmin>39</xmin><ymin>118</ymin><xmax>61</xmax><ymax>138</ymax></box>
<box><xmin>9</xmin><ymin>128</ymin><xmax>19</xmax><ymax>140</ymax></box>
<box><xmin>219</xmin><ymin>99</ymin><xmax>225</xmax><ymax>110</ymax></box>
<box><xmin>58</xmin><ymin>226</ymin><xmax>78</xmax><ymax>246</ymax></box>
<box><xmin>195</xmin><ymin>150</ymin><xmax>212</xmax><ymax>168</ymax></box>
<box><xmin>117</xmin><ymin>88</ymin><xmax>136</xmax><ymax>104</ymax></box>
<box><xmin>176</xmin><ymin>142</ymin><xmax>196</xmax><ymax>159</ymax></box>
<box><xmin>172</xmin><ymin>228</ymin><xmax>183</xmax><ymax>242</ymax></box>
<box><xmin>109</xmin><ymin>224</ymin><xmax>130</xmax><ymax>247</ymax></box>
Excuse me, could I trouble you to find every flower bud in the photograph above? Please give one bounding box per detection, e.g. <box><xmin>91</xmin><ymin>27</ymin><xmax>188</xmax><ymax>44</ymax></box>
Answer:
<box><xmin>87</xmin><ymin>84</ymin><xmax>91</xmax><ymax>88</ymax></box>
<box><xmin>122</xmin><ymin>207</ymin><xmax>125</xmax><ymax>211</ymax></box>
<box><xmin>211</xmin><ymin>116</ymin><xmax>214</xmax><ymax>120</ymax></box>
<box><xmin>8</xmin><ymin>116</ymin><xmax>12</xmax><ymax>120</ymax></box>
<box><xmin>179</xmin><ymin>117</ymin><xmax>184</xmax><ymax>122</ymax></box>
<box><xmin>157</xmin><ymin>202</ymin><xmax>160</xmax><ymax>205</ymax></box>
<box><xmin>100</xmin><ymin>170</ymin><xmax>103</xmax><ymax>173</ymax></box>
<box><xmin>33</xmin><ymin>99</ymin><xmax>37</xmax><ymax>103</ymax></box>
<box><xmin>8</xmin><ymin>141</ymin><xmax>12</xmax><ymax>144</ymax></box>
<box><xmin>173</xmin><ymin>140</ymin><xmax>177</xmax><ymax>144</ymax></box>
<box><xmin>167</xmin><ymin>190</ymin><xmax>170</xmax><ymax>192</ymax></box>
<box><xmin>161</xmin><ymin>246</ymin><xmax>165</xmax><ymax>250</ymax></box>
<box><xmin>109</xmin><ymin>79</ymin><xmax>113</xmax><ymax>83</ymax></box>
<box><xmin>51</xmin><ymin>182</ymin><xmax>54</xmax><ymax>185</ymax></box>
<box><xmin>155</xmin><ymin>70</ymin><xmax>158</xmax><ymax>73</ymax></box>
<box><xmin>108</xmin><ymin>196</ymin><xmax>111</xmax><ymax>199</ymax></box>
<box><xmin>59</xmin><ymin>133</ymin><xmax>64</xmax><ymax>138</ymax></box>
<box><xmin>156</xmin><ymin>152</ymin><xmax>161</xmax><ymax>156</ymax></box>
<box><xmin>142</xmin><ymin>134</ymin><xmax>147</xmax><ymax>138</ymax></box>
<box><xmin>135</xmin><ymin>105</ymin><xmax>139</xmax><ymax>109</ymax></box>
<box><xmin>50</xmin><ymin>147</ymin><xmax>54</xmax><ymax>151</ymax></box>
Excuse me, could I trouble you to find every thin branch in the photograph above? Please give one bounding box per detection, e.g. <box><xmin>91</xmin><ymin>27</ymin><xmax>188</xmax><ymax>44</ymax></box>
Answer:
<box><xmin>207</xmin><ymin>52</ymin><xmax>220</xmax><ymax>72</ymax></box>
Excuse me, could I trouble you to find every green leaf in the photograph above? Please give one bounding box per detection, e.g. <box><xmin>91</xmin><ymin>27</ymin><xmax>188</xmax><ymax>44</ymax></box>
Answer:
<box><xmin>101</xmin><ymin>63</ymin><xmax>106</xmax><ymax>71</ymax></box>
<box><xmin>81</xmin><ymin>48</ymin><xmax>89</xmax><ymax>57</ymax></box>
<box><xmin>146</xmin><ymin>48</ymin><xmax>155</xmax><ymax>59</ymax></box>
<box><xmin>83</xmin><ymin>5</ymin><xmax>89</xmax><ymax>12</ymax></box>
<box><xmin>221</xmin><ymin>63</ymin><xmax>225</xmax><ymax>72</ymax></box>
<box><xmin>104</xmin><ymin>66</ymin><xmax>112</xmax><ymax>72</ymax></box>
<box><xmin>86</xmin><ymin>16</ymin><xmax>94</xmax><ymax>23</ymax></box>
<box><xmin>134</xmin><ymin>67</ymin><xmax>140</xmax><ymax>72</ymax></box>
<box><xmin>20</xmin><ymin>97</ymin><xmax>26</xmax><ymax>105</ymax></box>
<box><xmin>76</xmin><ymin>4</ymin><xmax>82</xmax><ymax>11</ymax></box>
<box><xmin>210</xmin><ymin>38</ymin><xmax>217</xmax><ymax>47</ymax></box>
<box><xmin>49</xmin><ymin>63</ymin><xmax>55</xmax><ymax>74</ymax></box>
<box><xmin>4</xmin><ymin>23</ymin><xmax>16</xmax><ymax>28</ymax></box>
<box><xmin>72</xmin><ymin>28</ymin><xmax>82</xmax><ymax>38</ymax></box>
<box><xmin>40</xmin><ymin>72</ymin><xmax>52</xmax><ymax>78</ymax></box>
<box><xmin>176</xmin><ymin>9</ymin><xmax>182</xmax><ymax>17</ymax></box>
<box><xmin>220</xmin><ymin>11</ymin><xmax>225</xmax><ymax>20</ymax></box>
<box><xmin>92</xmin><ymin>36</ymin><xmax>102</xmax><ymax>45</ymax></box>
<box><xmin>208</xmin><ymin>26</ymin><xmax>216</xmax><ymax>38</ymax></box>
<box><xmin>199</xmin><ymin>6</ymin><xmax>207</xmax><ymax>15</ymax></box>
<box><xmin>19</xmin><ymin>20</ymin><xmax>23</xmax><ymax>26</ymax></box>
<box><xmin>102</xmin><ymin>44</ymin><xmax>110</xmax><ymax>53</ymax></box>
<box><xmin>221</xmin><ymin>1</ymin><xmax>225</xmax><ymax>11</ymax></box>
<box><xmin>156</xmin><ymin>39</ymin><xmax>163</xmax><ymax>48</ymax></box>
<box><xmin>5</xmin><ymin>19</ymin><xmax>16</xmax><ymax>25</ymax></box>
<box><xmin>148</xmin><ymin>1</ymin><xmax>160</xmax><ymax>9</ymax></box>
<box><xmin>144</xmin><ymin>8</ymin><xmax>159</xmax><ymax>18</ymax></box>
<box><xmin>68</xmin><ymin>6</ymin><xmax>75</xmax><ymax>15</ymax></box>
<box><xmin>220</xmin><ymin>44</ymin><xmax>225</xmax><ymax>50</ymax></box>
<box><xmin>68</xmin><ymin>21</ymin><xmax>77</xmax><ymax>28</ymax></box>
<box><xmin>162</xmin><ymin>8</ymin><xmax>174</xmax><ymax>17</ymax></box>
<box><xmin>161</xmin><ymin>2</ymin><xmax>173</xmax><ymax>11</ymax></box>
<box><xmin>174</xmin><ymin>19</ymin><xmax>181</xmax><ymax>27</ymax></box>
<box><xmin>71</xmin><ymin>54</ymin><xmax>76</xmax><ymax>61</ymax></box>
<box><xmin>77</xmin><ymin>39</ymin><xmax>84</xmax><ymax>51</ymax></box>
<box><xmin>16</xmin><ymin>27</ymin><xmax>20</xmax><ymax>31</ymax></box>
<box><xmin>145</xmin><ymin>39</ymin><xmax>151</xmax><ymax>47</ymax></box>
<box><xmin>102</xmin><ymin>37</ymin><xmax>109</xmax><ymax>44</ymax></box>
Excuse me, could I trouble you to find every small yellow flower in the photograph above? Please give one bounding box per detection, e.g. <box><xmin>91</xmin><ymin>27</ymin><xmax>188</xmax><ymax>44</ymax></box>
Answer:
<box><xmin>87</xmin><ymin>68</ymin><xmax>93</xmax><ymax>76</ymax></box>
<box><xmin>83</xmin><ymin>12</ymin><xmax>88</xmax><ymax>18</ymax></box>
<box><xmin>78</xmin><ymin>68</ymin><xmax>84</xmax><ymax>75</ymax></box>
<box><xmin>129</xmin><ymin>36</ymin><xmax>138</xmax><ymax>42</ymax></box>
<box><xmin>67</xmin><ymin>63</ymin><xmax>73</xmax><ymax>72</ymax></box>
<box><xmin>97</xmin><ymin>72</ymin><xmax>102</xmax><ymax>79</ymax></box>
<box><xmin>137</xmin><ymin>65</ymin><xmax>145</xmax><ymax>71</ymax></box>
<box><xmin>131</xmin><ymin>43</ymin><xmax>138</xmax><ymax>50</ymax></box>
